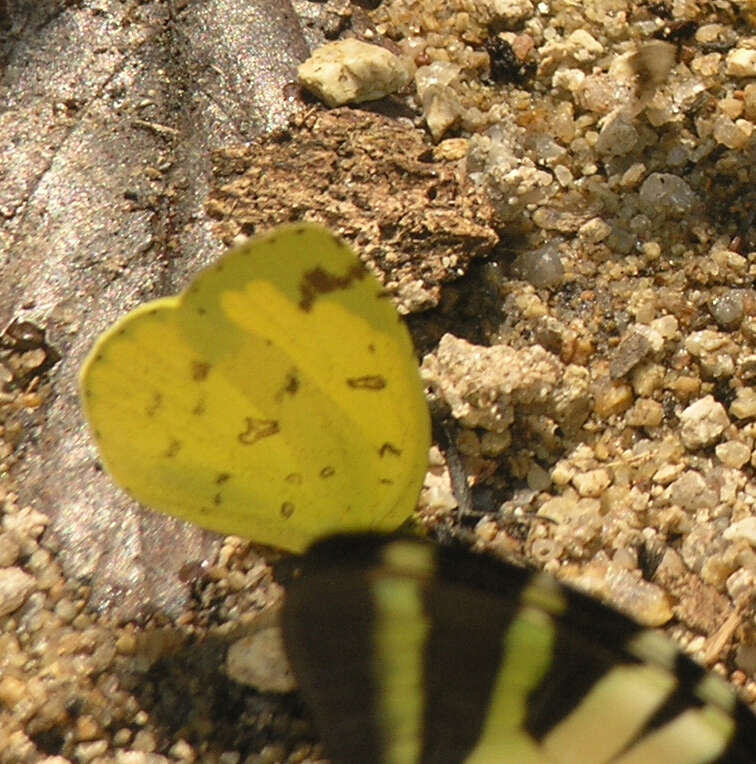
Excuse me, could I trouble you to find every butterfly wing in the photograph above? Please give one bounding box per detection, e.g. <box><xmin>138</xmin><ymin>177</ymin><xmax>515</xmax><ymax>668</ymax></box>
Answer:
<box><xmin>80</xmin><ymin>225</ymin><xmax>430</xmax><ymax>552</ymax></box>
<box><xmin>282</xmin><ymin>534</ymin><xmax>756</xmax><ymax>764</ymax></box>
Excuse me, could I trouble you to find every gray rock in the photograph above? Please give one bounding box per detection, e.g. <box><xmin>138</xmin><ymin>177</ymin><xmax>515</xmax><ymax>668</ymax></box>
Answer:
<box><xmin>639</xmin><ymin>173</ymin><xmax>697</xmax><ymax>217</ymax></box>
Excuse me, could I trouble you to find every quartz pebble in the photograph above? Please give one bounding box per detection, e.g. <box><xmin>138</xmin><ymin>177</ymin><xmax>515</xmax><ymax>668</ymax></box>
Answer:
<box><xmin>710</xmin><ymin>291</ymin><xmax>745</xmax><ymax>329</ymax></box>
<box><xmin>578</xmin><ymin>217</ymin><xmax>611</xmax><ymax>243</ymax></box>
<box><xmin>415</xmin><ymin>62</ymin><xmax>463</xmax><ymax>140</ymax></box>
<box><xmin>679</xmin><ymin>395</ymin><xmax>729</xmax><ymax>449</ymax></box>
<box><xmin>512</xmin><ymin>243</ymin><xmax>564</xmax><ymax>288</ymax></box>
<box><xmin>595</xmin><ymin>109</ymin><xmax>637</xmax><ymax>156</ymax></box>
<box><xmin>667</xmin><ymin>471</ymin><xmax>718</xmax><ymax>512</ymax></box>
<box><xmin>730</xmin><ymin>387</ymin><xmax>756</xmax><ymax>419</ymax></box>
<box><xmin>298</xmin><ymin>39</ymin><xmax>412</xmax><ymax>107</ymax></box>
<box><xmin>726</xmin><ymin>48</ymin><xmax>756</xmax><ymax>77</ymax></box>
<box><xmin>712</xmin><ymin>115</ymin><xmax>753</xmax><ymax>150</ymax></box>
<box><xmin>715</xmin><ymin>441</ymin><xmax>752</xmax><ymax>468</ymax></box>
<box><xmin>723</xmin><ymin>518</ymin><xmax>756</xmax><ymax>547</ymax></box>
<box><xmin>638</xmin><ymin>173</ymin><xmax>697</xmax><ymax>217</ymax></box>
<box><xmin>572</xmin><ymin>469</ymin><xmax>611</xmax><ymax>498</ymax></box>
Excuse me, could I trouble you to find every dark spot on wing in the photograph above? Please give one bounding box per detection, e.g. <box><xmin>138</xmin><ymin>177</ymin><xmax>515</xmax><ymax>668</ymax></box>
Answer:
<box><xmin>164</xmin><ymin>439</ymin><xmax>182</xmax><ymax>458</ymax></box>
<box><xmin>379</xmin><ymin>442</ymin><xmax>401</xmax><ymax>457</ymax></box>
<box><xmin>146</xmin><ymin>392</ymin><xmax>163</xmax><ymax>417</ymax></box>
<box><xmin>347</xmin><ymin>375</ymin><xmax>387</xmax><ymax>390</ymax></box>
<box><xmin>191</xmin><ymin>361</ymin><xmax>211</xmax><ymax>381</ymax></box>
<box><xmin>238</xmin><ymin>417</ymin><xmax>280</xmax><ymax>445</ymax></box>
<box><xmin>298</xmin><ymin>262</ymin><xmax>366</xmax><ymax>312</ymax></box>
<box><xmin>278</xmin><ymin>369</ymin><xmax>300</xmax><ymax>399</ymax></box>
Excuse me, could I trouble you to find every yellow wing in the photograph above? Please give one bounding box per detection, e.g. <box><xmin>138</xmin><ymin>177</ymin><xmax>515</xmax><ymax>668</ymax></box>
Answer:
<box><xmin>80</xmin><ymin>224</ymin><xmax>430</xmax><ymax>552</ymax></box>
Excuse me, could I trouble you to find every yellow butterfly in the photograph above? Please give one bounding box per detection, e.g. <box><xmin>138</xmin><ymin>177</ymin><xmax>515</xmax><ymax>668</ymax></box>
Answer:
<box><xmin>80</xmin><ymin>224</ymin><xmax>430</xmax><ymax>552</ymax></box>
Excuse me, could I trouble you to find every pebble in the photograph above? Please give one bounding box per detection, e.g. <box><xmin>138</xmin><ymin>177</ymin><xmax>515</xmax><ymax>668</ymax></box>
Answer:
<box><xmin>132</xmin><ymin>730</ymin><xmax>157</xmax><ymax>753</ymax></box>
<box><xmin>667</xmin><ymin>471</ymin><xmax>718</xmax><ymax>512</ymax></box>
<box><xmin>422</xmin><ymin>334</ymin><xmax>591</xmax><ymax>440</ymax></box>
<box><xmin>723</xmin><ymin>518</ymin><xmax>756</xmax><ymax>547</ymax></box>
<box><xmin>679</xmin><ymin>395</ymin><xmax>729</xmax><ymax>450</ymax></box>
<box><xmin>168</xmin><ymin>739</ymin><xmax>194</xmax><ymax>761</ymax></box>
<box><xmin>638</xmin><ymin>173</ymin><xmax>697</xmax><ymax>216</ymax></box>
<box><xmin>578</xmin><ymin>216</ymin><xmax>612</xmax><ymax>243</ymax></box>
<box><xmin>561</xmin><ymin>560</ymin><xmax>673</xmax><ymax>627</ymax></box>
<box><xmin>736</xmin><ymin>644</ymin><xmax>756</xmax><ymax>677</ymax></box>
<box><xmin>610</xmin><ymin>331</ymin><xmax>652</xmax><ymax>379</ymax></box>
<box><xmin>0</xmin><ymin>566</ymin><xmax>35</xmax><ymax>616</ymax></box>
<box><xmin>725</xmin><ymin>48</ymin><xmax>756</xmax><ymax>77</ymax></box>
<box><xmin>512</xmin><ymin>243</ymin><xmax>564</xmax><ymax>288</ymax></box>
<box><xmin>621</xmin><ymin>162</ymin><xmax>646</xmax><ymax>187</ymax></box>
<box><xmin>630</xmin><ymin>363</ymin><xmax>664</xmax><ymax>397</ymax></box>
<box><xmin>0</xmin><ymin>532</ymin><xmax>21</xmax><ymax>567</ymax></box>
<box><xmin>75</xmin><ymin>715</ymin><xmax>101</xmax><ymax>742</ymax></box>
<box><xmin>113</xmin><ymin>729</ymin><xmax>133</xmax><ymax>747</ymax></box>
<box><xmin>536</xmin><ymin>495</ymin><xmax>578</xmax><ymax>525</ymax></box>
<box><xmin>297</xmin><ymin>39</ymin><xmax>413</xmax><ymax>108</ymax></box>
<box><xmin>715</xmin><ymin>441</ymin><xmax>752</xmax><ymax>468</ymax></box>
<box><xmin>595</xmin><ymin>109</ymin><xmax>637</xmax><ymax>156</ymax></box>
<box><xmin>479</xmin><ymin>0</ymin><xmax>534</xmax><ymax>25</ymax></box>
<box><xmin>653</xmin><ymin>462</ymin><xmax>685</xmax><ymax>485</ymax></box>
<box><xmin>114</xmin><ymin>752</ymin><xmax>170</xmax><ymax>763</ymax></box>
<box><xmin>572</xmin><ymin>469</ymin><xmax>611</xmax><ymax>498</ymax></box>
<box><xmin>712</xmin><ymin>115</ymin><xmax>753</xmax><ymax>150</ymax></box>
<box><xmin>415</xmin><ymin>61</ymin><xmax>463</xmax><ymax>139</ymax></box>
<box><xmin>744</xmin><ymin>83</ymin><xmax>756</xmax><ymax>120</ymax></box>
<box><xmin>593</xmin><ymin>379</ymin><xmax>633</xmax><ymax>418</ymax></box>
<box><xmin>625</xmin><ymin>398</ymin><xmax>664</xmax><ymax>428</ymax></box>
<box><xmin>0</xmin><ymin>675</ymin><xmax>26</xmax><ymax>706</ymax></box>
<box><xmin>73</xmin><ymin>739</ymin><xmax>108</xmax><ymax>762</ymax></box>
<box><xmin>709</xmin><ymin>291</ymin><xmax>745</xmax><ymax>329</ymax></box>
<box><xmin>730</xmin><ymin>387</ymin><xmax>756</xmax><ymax>419</ymax></box>
<box><xmin>226</xmin><ymin>627</ymin><xmax>297</xmax><ymax>693</ymax></box>
<box><xmin>568</xmin><ymin>29</ymin><xmax>604</xmax><ymax>60</ymax></box>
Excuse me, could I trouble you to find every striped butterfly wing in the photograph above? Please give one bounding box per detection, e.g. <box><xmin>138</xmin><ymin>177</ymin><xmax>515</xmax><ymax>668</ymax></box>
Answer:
<box><xmin>282</xmin><ymin>534</ymin><xmax>756</xmax><ymax>764</ymax></box>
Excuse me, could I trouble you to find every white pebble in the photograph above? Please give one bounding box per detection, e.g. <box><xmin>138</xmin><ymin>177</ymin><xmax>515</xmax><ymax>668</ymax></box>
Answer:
<box><xmin>715</xmin><ymin>441</ymin><xmax>752</xmax><ymax>468</ymax></box>
<box><xmin>298</xmin><ymin>39</ymin><xmax>412</xmax><ymax>108</ymax></box>
<box><xmin>723</xmin><ymin>517</ymin><xmax>756</xmax><ymax>547</ymax></box>
<box><xmin>572</xmin><ymin>469</ymin><xmax>611</xmax><ymax>498</ymax></box>
<box><xmin>730</xmin><ymin>387</ymin><xmax>756</xmax><ymax>420</ymax></box>
<box><xmin>726</xmin><ymin>48</ymin><xmax>756</xmax><ymax>77</ymax></box>
<box><xmin>679</xmin><ymin>395</ymin><xmax>729</xmax><ymax>450</ymax></box>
